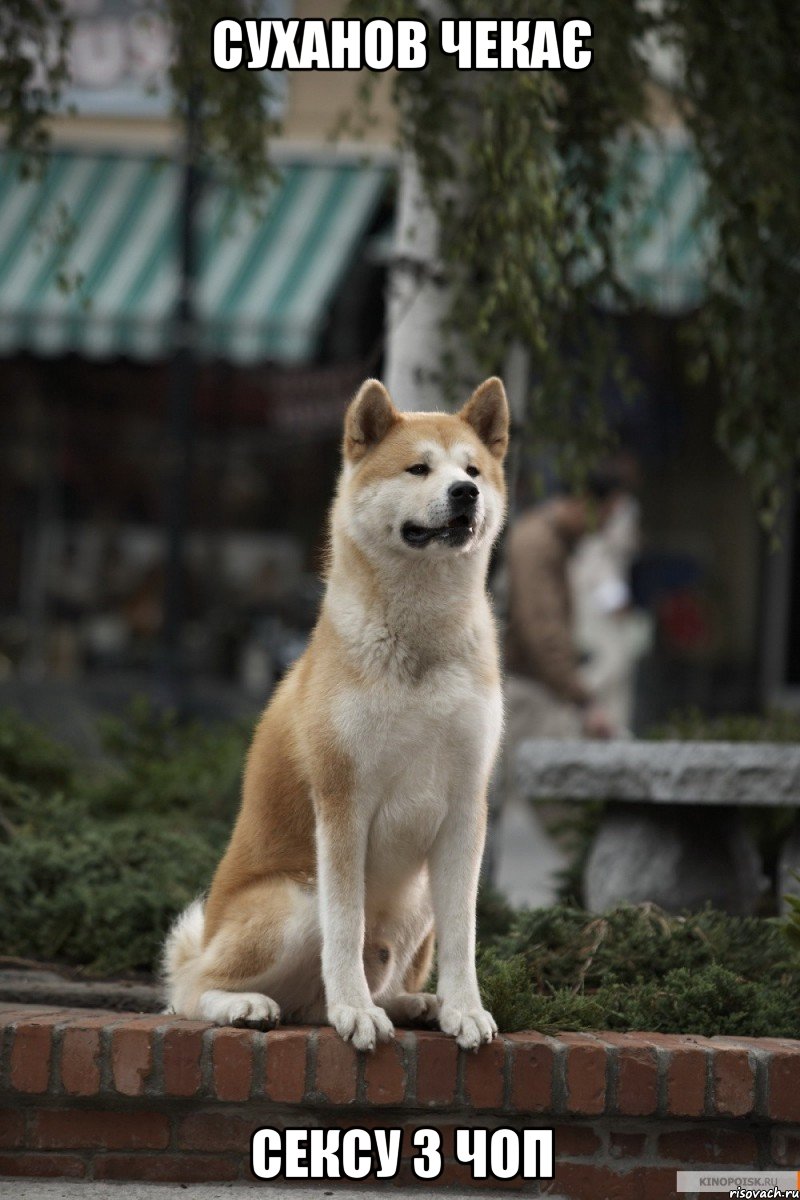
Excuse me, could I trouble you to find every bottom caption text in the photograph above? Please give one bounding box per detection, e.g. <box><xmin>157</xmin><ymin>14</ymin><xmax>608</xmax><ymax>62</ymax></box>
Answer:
<box><xmin>250</xmin><ymin>1126</ymin><xmax>554</xmax><ymax>1181</ymax></box>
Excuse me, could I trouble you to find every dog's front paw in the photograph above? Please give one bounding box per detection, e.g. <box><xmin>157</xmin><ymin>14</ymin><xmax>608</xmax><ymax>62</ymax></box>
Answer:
<box><xmin>199</xmin><ymin>989</ymin><xmax>281</xmax><ymax>1029</ymax></box>
<box><xmin>438</xmin><ymin>1002</ymin><xmax>497</xmax><ymax>1050</ymax></box>
<box><xmin>384</xmin><ymin>992</ymin><xmax>440</xmax><ymax>1025</ymax></box>
<box><xmin>329</xmin><ymin>1003</ymin><xmax>394</xmax><ymax>1051</ymax></box>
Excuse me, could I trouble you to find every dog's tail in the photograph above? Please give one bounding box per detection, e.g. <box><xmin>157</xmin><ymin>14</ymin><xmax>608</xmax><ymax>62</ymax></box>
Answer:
<box><xmin>161</xmin><ymin>898</ymin><xmax>206</xmax><ymax>1014</ymax></box>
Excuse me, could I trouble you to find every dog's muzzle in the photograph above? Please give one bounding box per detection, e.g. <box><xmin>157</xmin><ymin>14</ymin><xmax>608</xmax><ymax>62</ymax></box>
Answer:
<box><xmin>401</xmin><ymin>482</ymin><xmax>480</xmax><ymax>548</ymax></box>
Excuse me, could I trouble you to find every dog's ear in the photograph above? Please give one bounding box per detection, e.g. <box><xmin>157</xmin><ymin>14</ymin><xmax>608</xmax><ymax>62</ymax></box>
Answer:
<box><xmin>344</xmin><ymin>379</ymin><xmax>400</xmax><ymax>462</ymax></box>
<box><xmin>459</xmin><ymin>377</ymin><xmax>509</xmax><ymax>460</ymax></box>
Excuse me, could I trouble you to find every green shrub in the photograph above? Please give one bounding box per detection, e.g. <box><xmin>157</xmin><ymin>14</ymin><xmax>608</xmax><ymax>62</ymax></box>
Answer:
<box><xmin>478</xmin><ymin>957</ymin><xmax>799</xmax><ymax>1040</ymax></box>
<box><xmin>785</xmin><ymin>873</ymin><xmax>800</xmax><ymax>953</ymax></box>
<box><xmin>475</xmin><ymin>881</ymin><xmax>516</xmax><ymax>941</ymax></box>
<box><xmin>89</xmin><ymin>697</ymin><xmax>248</xmax><ymax>820</ymax></box>
<box><xmin>493</xmin><ymin>903</ymin><xmax>795</xmax><ymax>990</ymax></box>
<box><xmin>0</xmin><ymin>810</ymin><xmax>226</xmax><ymax>974</ymax></box>
<box><xmin>2</xmin><ymin>705</ymin><xmax>800</xmax><ymax>1038</ymax></box>
<box><xmin>0</xmin><ymin>707</ymin><xmax>74</xmax><ymax>791</ymax></box>
<box><xmin>475</xmin><ymin>903</ymin><xmax>800</xmax><ymax>1037</ymax></box>
<box><xmin>648</xmin><ymin>706</ymin><xmax>800</xmax><ymax>743</ymax></box>
<box><xmin>0</xmin><ymin>701</ymin><xmax>246</xmax><ymax>975</ymax></box>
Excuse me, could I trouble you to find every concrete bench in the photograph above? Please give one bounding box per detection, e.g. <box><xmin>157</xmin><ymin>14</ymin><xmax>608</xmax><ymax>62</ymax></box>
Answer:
<box><xmin>516</xmin><ymin>739</ymin><xmax>800</xmax><ymax>914</ymax></box>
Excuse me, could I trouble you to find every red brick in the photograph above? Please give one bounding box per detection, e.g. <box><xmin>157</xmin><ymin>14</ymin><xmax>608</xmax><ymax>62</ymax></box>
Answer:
<box><xmin>508</xmin><ymin>1033</ymin><xmax>555</xmax><ymax>1113</ymax></box>
<box><xmin>0</xmin><ymin>1152</ymin><xmax>86</xmax><ymax>1178</ymax></box>
<box><xmin>332</xmin><ymin>1112</ymin><xmax>431</xmax><ymax>1154</ymax></box>
<box><xmin>771</xmin><ymin>1129</ymin><xmax>800</xmax><ymax>1166</ymax></box>
<box><xmin>0</xmin><ymin>1106</ymin><xmax>25</xmax><ymax>1148</ymax></box>
<box><xmin>0</xmin><ymin>1006</ymin><xmax>64</xmax><ymax>1025</ymax></box>
<box><xmin>666</xmin><ymin>1044</ymin><xmax>708</xmax><ymax>1117</ymax></box>
<box><xmin>463</xmin><ymin>1036</ymin><xmax>505</xmax><ymax>1110</ymax></box>
<box><xmin>609</xmin><ymin>1131</ymin><xmax>647</xmax><ymax>1159</ymax></box>
<box><xmin>61</xmin><ymin>1012</ymin><xmax>120</xmax><ymax>1032</ymax></box>
<box><xmin>60</xmin><ymin>1027</ymin><xmax>103</xmax><ymax>1097</ymax></box>
<box><xmin>95</xmin><ymin>1154</ymin><xmax>239</xmax><ymax>1183</ymax></box>
<box><xmin>549</xmin><ymin>1162</ymin><xmax>642</xmax><ymax>1200</ymax></box>
<box><xmin>211</xmin><ymin>1027</ymin><xmax>254</xmax><ymax>1102</ymax></box>
<box><xmin>110</xmin><ymin>1024</ymin><xmax>155</xmax><ymax>1096</ymax></box>
<box><xmin>162</xmin><ymin>1022</ymin><xmax>208</xmax><ymax>1097</ymax></box>
<box><xmin>415</xmin><ymin>1031</ymin><xmax>458</xmax><ymax>1106</ymax></box>
<box><xmin>177</xmin><ymin>1111</ymin><xmax>253</xmax><ymax>1152</ymax></box>
<box><xmin>712</xmin><ymin>1047</ymin><xmax>755</xmax><ymax>1117</ymax></box>
<box><xmin>658</xmin><ymin>1128</ymin><xmax>758</xmax><ymax>1165</ymax></box>
<box><xmin>712</xmin><ymin>1035</ymin><xmax>785</xmax><ymax>1051</ymax></box>
<box><xmin>363</xmin><ymin>1035</ymin><xmax>408</xmax><ymax>1105</ymax></box>
<box><xmin>562</xmin><ymin>1033</ymin><xmax>606</xmax><ymax>1116</ymax></box>
<box><xmin>736</xmin><ymin>1036</ymin><xmax>800</xmax><ymax>1052</ymax></box>
<box><xmin>31</xmin><ymin>1109</ymin><xmax>169</xmax><ymax>1151</ymax></box>
<box><xmin>641</xmin><ymin>1166</ymin><xmax>682</xmax><ymax>1200</ymax></box>
<box><xmin>9</xmin><ymin>1016</ymin><xmax>63</xmax><ymax>1093</ymax></box>
<box><xmin>110</xmin><ymin>1014</ymin><xmax>174</xmax><ymax>1032</ymax></box>
<box><xmin>401</xmin><ymin>1121</ymin><xmax>456</xmax><ymax>1160</ymax></box>
<box><xmin>264</xmin><ymin>1028</ymin><xmax>308</xmax><ymax>1103</ymax></box>
<box><xmin>769</xmin><ymin>1048</ymin><xmax>800</xmax><ymax>1122</ymax></box>
<box><xmin>602</xmin><ymin>1034</ymin><xmax>658</xmax><ymax>1116</ymax></box>
<box><xmin>314</xmin><ymin>1028</ymin><xmax>358</xmax><ymax>1104</ymax></box>
<box><xmin>62</xmin><ymin>1007</ymin><xmax>126</xmax><ymax>1020</ymax></box>
<box><xmin>429</xmin><ymin>1159</ymin><xmax>525</xmax><ymax>1191</ymax></box>
<box><xmin>552</xmin><ymin>1123</ymin><xmax>602</xmax><ymax>1157</ymax></box>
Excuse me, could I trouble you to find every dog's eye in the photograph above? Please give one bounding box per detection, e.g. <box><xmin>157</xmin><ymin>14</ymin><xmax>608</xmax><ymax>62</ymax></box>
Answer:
<box><xmin>466</xmin><ymin>465</ymin><xmax>480</xmax><ymax>478</ymax></box>
<box><xmin>406</xmin><ymin>463</ymin><xmax>430</xmax><ymax>476</ymax></box>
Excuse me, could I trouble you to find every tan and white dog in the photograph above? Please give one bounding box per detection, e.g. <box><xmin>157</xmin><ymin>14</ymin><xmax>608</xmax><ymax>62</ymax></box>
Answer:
<box><xmin>163</xmin><ymin>376</ymin><xmax>509</xmax><ymax>1051</ymax></box>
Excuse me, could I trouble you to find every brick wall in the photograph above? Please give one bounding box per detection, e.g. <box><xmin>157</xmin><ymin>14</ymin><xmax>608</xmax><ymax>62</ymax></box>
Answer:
<box><xmin>1</xmin><ymin>1004</ymin><xmax>799</xmax><ymax>1197</ymax></box>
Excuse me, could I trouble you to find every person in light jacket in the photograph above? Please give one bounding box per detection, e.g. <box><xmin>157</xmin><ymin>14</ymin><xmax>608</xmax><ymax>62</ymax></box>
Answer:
<box><xmin>503</xmin><ymin>469</ymin><xmax>627</xmax><ymax>745</ymax></box>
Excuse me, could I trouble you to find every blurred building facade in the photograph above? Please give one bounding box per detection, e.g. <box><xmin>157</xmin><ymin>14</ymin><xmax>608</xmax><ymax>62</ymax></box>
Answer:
<box><xmin>0</xmin><ymin>0</ymin><xmax>398</xmax><ymax>701</ymax></box>
<box><xmin>0</xmin><ymin>3</ymin><xmax>793</xmax><ymax>724</ymax></box>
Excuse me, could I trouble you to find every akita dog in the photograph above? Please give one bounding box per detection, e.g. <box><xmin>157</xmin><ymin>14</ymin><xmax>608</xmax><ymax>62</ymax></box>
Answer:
<box><xmin>163</xmin><ymin>376</ymin><xmax>509</xmax><ymax>1051</ymax></box>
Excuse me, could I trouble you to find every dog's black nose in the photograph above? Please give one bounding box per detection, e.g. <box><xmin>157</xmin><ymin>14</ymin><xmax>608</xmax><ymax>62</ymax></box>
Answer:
<box><xmin>448</xmin><ymin>480</ymin><xmax>479</xmax><ymax>508</ymax></box>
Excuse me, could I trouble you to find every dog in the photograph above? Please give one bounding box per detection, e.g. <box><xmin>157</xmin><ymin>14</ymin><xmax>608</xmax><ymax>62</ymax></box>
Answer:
<box><xmin>163</xmin><ymin>376</ymin><xmax>509</xmax><ymax>1051</ymax></box>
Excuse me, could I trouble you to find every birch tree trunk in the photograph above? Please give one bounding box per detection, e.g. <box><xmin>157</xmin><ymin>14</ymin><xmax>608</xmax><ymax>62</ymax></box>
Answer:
<box><xmin>383</xmin><ymin>151</ymin><xmax>452</xmax><ymax>412</ymax></box>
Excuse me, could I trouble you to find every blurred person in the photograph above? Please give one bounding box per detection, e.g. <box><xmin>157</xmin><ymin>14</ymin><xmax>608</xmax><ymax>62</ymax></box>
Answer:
<box><xmin>503</xmin><ymin>468</ymin><xmax>627</xmax><ymax>743</ymax></box>
<box><xmin>570</xmin><ymin>489</ymin><xmax>653</xmax><ymax>733</ymax></box>
<box><xmin>489</xmin><ymin>469</ymin><xmax>629</xmax><ymax>908</ymax></box>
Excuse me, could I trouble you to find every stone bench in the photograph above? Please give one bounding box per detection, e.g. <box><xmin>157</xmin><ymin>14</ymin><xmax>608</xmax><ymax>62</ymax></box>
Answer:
<box><xmin>516</xmin><ymin>740</ymin><xmax>800</xmax><ymax>914</ymax></box>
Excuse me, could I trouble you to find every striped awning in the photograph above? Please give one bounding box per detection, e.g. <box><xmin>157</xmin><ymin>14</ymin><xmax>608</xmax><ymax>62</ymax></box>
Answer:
<box><xmin>0</xmin><ymin>152</ymin><xmax>389</xmax><ymax>363</ymax></box>
<box><xmin>611</xmin><ymin>133</ymin><xmax>711</xmax><ymax>313</ymax></box>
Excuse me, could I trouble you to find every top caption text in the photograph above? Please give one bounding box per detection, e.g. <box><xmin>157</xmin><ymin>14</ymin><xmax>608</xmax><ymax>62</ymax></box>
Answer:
<box><xmin>211</xmin><ymin>18</ymin><xmax>593</xmax><ymax>72</ymax></box>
